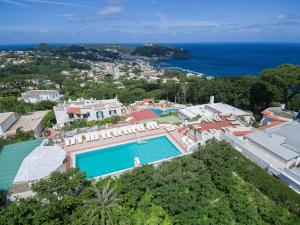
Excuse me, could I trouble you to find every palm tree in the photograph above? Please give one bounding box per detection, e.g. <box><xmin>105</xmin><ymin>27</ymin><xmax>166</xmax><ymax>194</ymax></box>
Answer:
<box><xmin>85</xmin><ymin>183</ymin><xmax>119</xmax><ymax>225</ymax></box>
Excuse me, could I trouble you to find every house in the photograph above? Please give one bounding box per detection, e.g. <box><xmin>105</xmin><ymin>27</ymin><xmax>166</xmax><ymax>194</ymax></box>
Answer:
<box><xmin>178</xmin><ymin>96</ymin><xmax>253</xmax><ymax>125</ymax></box>
<box><xmin>54</xmin><ymin>98</ymin><xmax>123</xmax><ymax>127</ymax></box>
<box><xmin>6</xmin><ymin>111</ymin><xmax>49</xmax><ymax>136</ymax></box>
<box><xmin>143</xmin><ymin>98</ymin><xmax>154</xmax><ymax>105</ymax></box>
<box><xmin>260</xmin><ymin>106</ymin><xmax>295</xmax><ymax>126</ymax></box>
<box><xmin>19</xmin><ymin>90</ymin><xmax>61</xmax><ymax>103</ymax></box>
<box><xmin>0</xmin><ymin>112</ymin><xmax>18</xmax><ymax>136</ymax></box>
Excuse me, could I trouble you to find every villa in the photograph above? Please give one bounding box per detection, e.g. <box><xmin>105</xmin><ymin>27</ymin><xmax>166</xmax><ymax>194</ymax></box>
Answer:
<box><xmin>260</xmin><ymin>106</ymin><xmax>296</xmax><ymax>126</ymax></box>
<box><xmin>178</xmin><ymin>96</ymin><xmax>254</xmax><ymax>125</ymax></box>
<box><xmin>54</xmin><ymin>98</ymin><xmax>123</xmax><ymax>127</ymax></box>
<box><xmin>19</xmin><ymin>90</ymin><xmax>61</xmax><ymax>104</ymax></box>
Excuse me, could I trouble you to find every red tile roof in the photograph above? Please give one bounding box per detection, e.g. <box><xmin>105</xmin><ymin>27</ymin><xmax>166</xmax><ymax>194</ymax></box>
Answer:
<box><xmin>67</xmin><ymin>107</ymin><xmax>81</xmax><ymax>114</ymax></box>
<box><xmin>131</xmin><ymin>110</ymin><xmax>159</xmax><ymax>121</ymax></box>
<box><xmin>143</xmin><ymin>98</ymin><xmax>154</xmax><ymax>103</ymax></box>
<box><xmin>233</xmin><ymin>130</ymin><xmax>252</xmax><ymax>136</ymax></box>
<box><xmin>194</xmin><ymin>116</ymin><xmax>234</xmax><ymax>131</ymax></box>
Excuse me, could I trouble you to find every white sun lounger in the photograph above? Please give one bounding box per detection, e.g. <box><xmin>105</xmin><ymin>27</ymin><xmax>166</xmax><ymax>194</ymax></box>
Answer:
<box><xmin>112</xmin><ymin>129</ymin><xmax>118</xmax><ymax>136</ymax></box>
<box><xmin>90</xmin><ymin>134</ymin><xmax>95</xmax><ymax>141</ymax></box>
<box><xmin>131</xmin><ymin>127</ymin><xmax>137</xmax><ymax>133</ymax></box>
<box><xmin>146</xmin><ymin>123</ymin><xmax>152</xmax><ymax>130</ymax></box>
<box><xmin>71</xmin><ymin>137</ymin><xmax>76</xmax><ymax>145</ymax></box>
<box><xmin>107</xmin><ymin>132</ymin><xmax>112</xmax><ymax>138</ymax></box>
<box><xmin>139</xmin><ymin>124</ymin><xmax>146</xmax><ymax>131</ymax></box>
<box><xmin>65</xmin><ymin>138</ymin><xmax>71</xmax><ymax>146</ymax></box>
<box><xmin>94</xmin><ymin>133</ymin><xmax>100</xmax><ymax>140</ymax></box>
<box><xmin>153</xmin><ymin>122</ymin><xmax>160</xmax><ymax>129</ymax></box>
<box><xmin>136</xmin><ymin>126</ymin><xmax>142</xmax><ymax>132</ymax></box>
<box><xmin>117</xmin><ymin>129</ymin><xmax>122</xmax><ymax>136</ymax></box>
<box><xmin>77</xmin><ymin>136</ymin><xmax>83</xmax><ymax>144</ymax></box>
<box><xmin>127</xmin><ymin>128</ymin><xmax>133</xmax><ymax>134</ymax></box>
<box><xmin>100</xmin><ymin>132</ymin><xmax>107</xmax><ymax>139</ymax></box>
<box><xmin>85</xmin><ymin>134</ymin><xmax>91</xmax><ymax>142</ymax></box>
<box><xmin>123</xmin><ymin>128</ymin><xmax>128</xmax><ymax>135</ymax></box>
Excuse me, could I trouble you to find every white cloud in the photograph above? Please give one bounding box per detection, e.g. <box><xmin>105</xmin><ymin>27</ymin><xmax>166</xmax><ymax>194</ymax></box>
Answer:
<box><xmin>0</xmin><ymin>0</ymin><xmax>29</xmax><ymax>7</ymax></box>
<box><xmin>97</xmin><ymin>6</ymin><xmax>125</xmax><ymax>16</ymax></box>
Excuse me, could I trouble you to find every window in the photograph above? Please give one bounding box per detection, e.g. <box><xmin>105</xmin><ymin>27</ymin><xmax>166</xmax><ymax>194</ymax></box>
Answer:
<box><xmin>96</xmin><ymin>111</ymin><xmax>104</xmax><ymax>119</ymax></box>
<box><xmin>109</xmin><ymin>110</ymin><xmax>117</xmax><ymax>115</ymax></box>
<box><xmin>83</xmin><ymin>113</ymin><xmax>90</xmax><ymax>119</ymax></box>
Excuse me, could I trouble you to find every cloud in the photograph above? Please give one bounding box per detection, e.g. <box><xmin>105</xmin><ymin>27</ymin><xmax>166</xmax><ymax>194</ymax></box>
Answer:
<box><xmin>23</xmin><ymin>0</ymin><xmax>95</xmax><ymax>9</ymax></box>
<box><xmin>97</xmin><ymin>6</ymin><xmax>125</xmax><ymax>16</ymax></box>
<box><xmin>0</xmin><ymin>0</ymin><xmax>29</xmax><ymax>7</ymax></box>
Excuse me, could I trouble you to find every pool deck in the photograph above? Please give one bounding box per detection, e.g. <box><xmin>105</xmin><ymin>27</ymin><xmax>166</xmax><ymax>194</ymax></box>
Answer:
<box><xmin>65</xmin><ymin>128</ymin><xmax>187</xmax><ymax>168</ymax></box>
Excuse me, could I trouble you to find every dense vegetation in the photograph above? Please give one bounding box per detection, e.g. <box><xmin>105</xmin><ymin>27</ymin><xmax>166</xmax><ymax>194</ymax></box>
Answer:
<box><xmin>0</xmin><ymin>128</ymin><xmax>35</xmax><ymax>150</ymax></box>
<box><xmin>1</xmin><ymin>141</ymin><xmax>299</xmax><ymax>224</ymax></box>
<box><xmin>132</xmin><ymin>44</ymin><xmax>192</xmax><ymax>59</ymax></box>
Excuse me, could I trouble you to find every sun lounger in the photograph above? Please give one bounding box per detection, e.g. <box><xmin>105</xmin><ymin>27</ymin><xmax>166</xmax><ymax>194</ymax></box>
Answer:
<box><xmin>71</xmin><ymin>137</ymin><xmax>76</xmax><ymax>145</ymax></box>
<box><xmin>106</xmin><ymin>132</ymin><xmax>112</xmax><ymax>138</ymax></box>
<box><xmin>94</xmin><ymin>133</ymin><xmax>100</xmax><ymax>140</ymax></box>
<box><xmin>127</xmin><ymin>128</ymin><xmax>133</xmax><ymax>134</ymax></box>
<box><xmin>64</xmin><ymin>138</ymin><xmax>71</xmax><ymax>146</ymax></box>
<box><xmin>90</xmin><ymin>134</ymin><xmax>95</xmax><ymax>141</ymax></box>
<box><xmin>117</xmin><ymin>129</ymin><xmax>122</xmax><ymax>136</ymax></box>
<box><xmin>139</xmin><ymin>124</ymin><xmax>146</xmax><ymax>131</ymax></box>
<box><xmin>123</xmin><ymin>128</ymin><xmax>128</xmax><ymax>135</ymax></box>
<box><xmin>112</xmin><ymin>129</ymin><xmax>118</xmax><ymax>136</ymax></box>
<box><xmin>85</xmin><ymin>134</ymin><xmax>91</xmax><ymax>142</ymax></box>
<box><xmin>136</xmin><ymin>125</ymin><xmax>142</xmax><ymax>132</ymax></box>
<box><xmin>77</xmin><ymin>136</ymin><xmax>83</xmax><ymax>144</ymax></box>
<box><xmin>100</xmin><ymin>132</ymin><xmax>107</xmax><ymax>139</ymax></box>
<box><xmin>146</xmin><ymin>123</ymin><xmax>152</xmax><ymax>130</ymax></box>
<box><xmin>153</xmin><ymin>122</ymin><xmax>160</xmax><ymax>129</ymax></box>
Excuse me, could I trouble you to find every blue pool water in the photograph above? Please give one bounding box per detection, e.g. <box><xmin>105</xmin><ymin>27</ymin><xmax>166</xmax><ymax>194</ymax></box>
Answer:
<box><xmin>143</xmin><ymin>108</ymin><xmax>178</xmax><ymax>116</ymax></box>
<box><xmin>75</xmin><ymin>136</ymin><xmax>181</xmax><ymax>179</ymax></box>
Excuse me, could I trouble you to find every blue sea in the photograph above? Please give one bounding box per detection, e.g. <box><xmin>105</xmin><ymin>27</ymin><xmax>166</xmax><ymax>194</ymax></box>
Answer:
<box><xmin>1</xmin><ymin>43</ymin><xmax>300</xmax><ymax>77</ymax></box>
<box><xmin>158</xmin><ymin>43</ymin><xmax>300</xmax><ymax>77</ymax></box>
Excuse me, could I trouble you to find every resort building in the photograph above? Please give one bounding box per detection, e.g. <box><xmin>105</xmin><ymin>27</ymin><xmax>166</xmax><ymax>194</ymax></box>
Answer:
<box><xmin>6</xmin><ymin>110</ymin><xmax>49</xmax><ymax>136</ymax></box>
<box><xmin>54</xmin><ymin>98</ymin><xmax>123</xmax><ymax>127</ymax></box>
<box><xmin>220</xmin><ymin>121</ymin><xmax>300</xmax><ymax>193</ymax></box>
<box><xmin>260</xmin><ymin>106</ymin><xmax>295</xmax><ymax>126</ymax></box>
<box><xmin>19</xmin><ymin>90</ymin><xmax>61</xmax><ymax>103</ymax></box>
<box><xmin>178</xmin><ymin>96</ymin><xmax>254</xmax><ymax>125</ymax></box>
<box><xmin>0</xmin><ymin>112</ymin><xmax>18</xmax><ymax>136</ymax></box>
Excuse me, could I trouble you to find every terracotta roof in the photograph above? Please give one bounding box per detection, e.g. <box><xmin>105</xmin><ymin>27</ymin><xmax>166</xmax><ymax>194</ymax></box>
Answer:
<box><xmin>143</xmin><ymin>98</ymin><xmax>154</xmax><ymax>103</ymax></box>
<box><xmin>261</xmin><ymin>109</ymin><xmax>290</xmax><ymax>122</ymax></box>
<box><xmin>233</xmin><ymin>130</ymin><xmax>253</xmax><ymax>136</ymax></box>
<box><xmin>67</xmin><ymin>107</ymin><xmax>81</xmax><ymax>114</ymax></box>
<box><xmin>195</xmin><ymin>116</ymin><xmax>234</xmax><ymax>131</ymax></box>
<box><xmin>131</xmin><ymin>110</ymin><xmax>159</xmax><ymax>121</ymax></box>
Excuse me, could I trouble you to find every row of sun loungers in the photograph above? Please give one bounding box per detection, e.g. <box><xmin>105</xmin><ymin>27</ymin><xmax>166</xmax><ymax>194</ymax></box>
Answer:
<box><xmin>203</xmin><ymin>115</ymin><xmax>223</xmax><ymax>123</ymax></box>
<box><xmin>64</xmin><ymin>121</ymin><xmax>160</xmax><ymax>146</ymax></box>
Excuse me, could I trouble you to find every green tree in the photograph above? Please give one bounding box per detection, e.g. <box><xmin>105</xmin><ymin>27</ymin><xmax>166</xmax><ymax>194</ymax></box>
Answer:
<box><xmin>261</xmin><ymin>64</ymin><xmax>300</xmax><ymax>108</ymax></box>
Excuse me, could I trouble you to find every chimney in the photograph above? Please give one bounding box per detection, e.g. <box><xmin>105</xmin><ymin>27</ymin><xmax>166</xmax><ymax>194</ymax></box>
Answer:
<box><xmin>210</xmin><ymin>96</ymin><xmax>215</xmax><ymax>104</ymax></box>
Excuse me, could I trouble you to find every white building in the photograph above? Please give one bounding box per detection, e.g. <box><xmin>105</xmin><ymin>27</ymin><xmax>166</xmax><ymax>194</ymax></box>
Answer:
<box><xmin>19</xmin><ymin>90</ymin><xmax>61</xmax><ymax>103</ymax></box>
<box><xmin>54</xmin><ymin>98</ymin><xmax>123</xmax><ymax>126</ymax></box>
<box><xmin>179</xmin><ymin>96</ymin><xmax>254</xmax><ymax>125</ymax></box>
<box><xmin>0</xmin><ymin>112</ymin><xmax>18</xmax><ymax>136</ymax></box>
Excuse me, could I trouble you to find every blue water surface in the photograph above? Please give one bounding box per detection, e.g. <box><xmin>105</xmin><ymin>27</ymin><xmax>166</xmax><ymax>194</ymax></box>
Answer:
<box><xmin>157</xmin><ymin>43</ymin><xmax>300</xmax><ymax>76</ymax></box>
<box><xmin>143</xmin><ymin>108</ymin><xmax>178</xmax><ymax>116</ymax></box>
<box><xmin>75</xmin><ymin>136</ymin><xmax>181</xmax><ymax>179</ymax></box>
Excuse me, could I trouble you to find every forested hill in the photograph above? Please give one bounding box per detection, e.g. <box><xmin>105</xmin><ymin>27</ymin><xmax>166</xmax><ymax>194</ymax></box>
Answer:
<box><xmin>132</xmin><ymin>44</ymin><xmax>192</xmax><ymax>59</ymax></box>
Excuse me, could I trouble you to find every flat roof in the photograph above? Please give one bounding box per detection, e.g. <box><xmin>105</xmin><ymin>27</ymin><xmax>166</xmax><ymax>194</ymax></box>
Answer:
<box><xmin>131</xmin><ymin>110</ymin><xmax>159</xmax><ymax>121</ymax></box>
<box><xmin>0</xmin><ymin>139</ymin><xmax>43</xmax><ymax>190</ymax></box>
<box><xmin>206</xmin><ymin>103</ymin><xmax>251</xmax><ymax>116</ymax></box>
<box><xmin>264</xmin><ymin>121</ymin><xmax>300</xmax><ymax>154</ymax></box>
<box><xmin>0</xmin><ymin>112</ymin><xmax>15</xmax><ymax>125</ymax></box>
<box><xmin>246</xmin><ymin>131</ymin><xmax>300</xmax><ymax>161</ymax></box>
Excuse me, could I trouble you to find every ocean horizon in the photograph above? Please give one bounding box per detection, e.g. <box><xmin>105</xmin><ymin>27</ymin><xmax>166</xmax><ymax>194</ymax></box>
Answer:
<box><xmin>1</xmin><ymin>42</ymin><xmax>300</xmax><ymax>77</ymax></box>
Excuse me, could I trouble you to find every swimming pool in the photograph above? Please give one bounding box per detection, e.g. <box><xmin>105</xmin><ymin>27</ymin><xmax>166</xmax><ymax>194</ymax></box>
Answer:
<box><xmin>75</xmin><ymin>136</ymin><xmax>181</xmax><ymax>179</ymax></box>
<box><xmin>143</xmin><ymin>108</ymin><xmax>178</xmax><ymax>116</ymax></box>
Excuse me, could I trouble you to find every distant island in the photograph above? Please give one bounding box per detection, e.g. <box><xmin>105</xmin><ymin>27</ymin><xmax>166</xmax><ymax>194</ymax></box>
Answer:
<box><xmin>132</xmin><ymin>44</ymin><xmax>192</xmax><ymax>59</ymax></box>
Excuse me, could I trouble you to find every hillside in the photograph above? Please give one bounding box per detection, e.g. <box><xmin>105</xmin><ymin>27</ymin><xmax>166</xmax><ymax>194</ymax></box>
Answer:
<box><xmin>132</xmin><ymin>44</ymin><xmax>192</xmax><ymax>59</ymax></box>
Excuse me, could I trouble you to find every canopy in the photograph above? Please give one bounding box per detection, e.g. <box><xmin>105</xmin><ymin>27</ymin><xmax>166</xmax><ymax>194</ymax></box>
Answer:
<box><xmin>13</xmin><ymin>146</ymin><xmax>65</xmax><ymax>184</ymax></box>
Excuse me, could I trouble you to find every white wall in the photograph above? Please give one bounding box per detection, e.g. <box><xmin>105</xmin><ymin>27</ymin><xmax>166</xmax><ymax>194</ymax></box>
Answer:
<box><xmin>0</xmin><ymin>113</ymin><xmax>18</xmax><ymax>135</ymax></box>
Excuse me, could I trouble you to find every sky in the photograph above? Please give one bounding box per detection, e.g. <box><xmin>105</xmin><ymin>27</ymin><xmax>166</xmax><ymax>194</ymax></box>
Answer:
<box><xmin>0</xmin><ymin>0</ymin><xmax>300</xmax><ymax>44</ymax></box>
